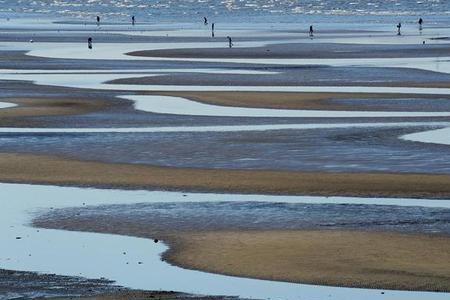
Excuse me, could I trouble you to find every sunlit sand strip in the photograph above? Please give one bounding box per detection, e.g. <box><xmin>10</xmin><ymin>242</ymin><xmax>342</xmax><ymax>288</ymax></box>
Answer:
<box><xmin>0</xmin><ymin>182</ymin><xmax>449</xmax><ymax>300</ymax></box>
<box><xmin>126</xmin><ymin>95</ymin><xmax>450</xmax><ymax>118</ymax></box>
<box><xmin>0</xmin><ymin>122</ymin><xmax>448</xmax><ymax>133</ymax></box>
<box><xmin>401</xmin><ymin>127</ymin><xmax>450</xmax><ymax>146</ymax></box>
<box><xmin>0</xmin><ymin>102</ymin><xmax>16</xmax><ymax>109</ymax></box>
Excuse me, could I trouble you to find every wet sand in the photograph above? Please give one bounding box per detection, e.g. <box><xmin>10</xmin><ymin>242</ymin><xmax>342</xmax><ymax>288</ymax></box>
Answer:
<box><xmin>2</xmin><ymin>21</ymin><xmax>450</xmax><ymax>299</ymax></box>
<box><xmin>4</xmin><ymin>92</ymin><xmax>450</xmax><ymax>127</ymax></box>
<box><xmin>0</xmin><ymin>97</ymin><xmax>108</xmax><ymax>118</ymax></box>
<box><xmin>33</xmin><ymin>202</ymin><xmax>450</xmax><ymax>292</ymax></box>
<box><xmin>0</xmin><ymin>268</ymin><xmax>237</xmax><ymax>300</ymax></box>
<box><xmin>2</xmin><ymin>153</ymin><xmax>450</xmax><ymax>198</ymax></box>
<box><xmin>149</xmin><ymin>91</ymin><xmax>450</xmax><ymax>111</ymax></box>
<box><xmin>164</xmin><ymin>230</ymin><xmax>450</xmax><ymax>292</ymax></box>
<box><xmin>6</xmin><ymin>92</ymin><xmax>448</xmax><ymax>121</ymax></box>
<box><xmin>0</xmin><ymin>268</ymin><xmax>122</xmax><ymax>299</ymax></box>
<box><xmin>109</xmin><ymin>74</ymin><xmax>450</xmax><ymax>89</ymax></box>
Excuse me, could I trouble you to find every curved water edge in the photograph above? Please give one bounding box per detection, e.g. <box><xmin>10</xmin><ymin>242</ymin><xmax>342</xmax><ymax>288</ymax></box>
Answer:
<box><xmin>2</xmin><ymin>30</ymin><xmax>450</xmax><ymax>73</ymax></box>
<box><xmin>0</xmin><ymin>102</ymin><xmax>16</xmax><ymax>109</ymax></box>
<box><xmin>401</xmin><ymin>127</ymin><xmax>450</xmax><ymax>146</ymax></box>
<box><xmin>1</xmin><ymin>182</ymin><xmax>450</xmax><ymax>300</ymax></box>
<box><xmin>11</xmin><ymin>41</ymin><xmax>450</xmax><ymax>74</ymax></box>
<box><xmin>5</xmin><ymin>69</ymin><xmax>450</xmax><ymax>96</ymax></box>
<box><xmin>1</xmin><ymin>20</ymin><xmax>450</xmax><ymax>299</ymax></box>
<box><xmin>0</xmin><ymin>122</ymin><xmax>449</xmax><ymax>133</ymax></box>
<box><xmin>126</xmin><ymin>95</ymin><xmax>450</xmax><ymax>118</ymax></box>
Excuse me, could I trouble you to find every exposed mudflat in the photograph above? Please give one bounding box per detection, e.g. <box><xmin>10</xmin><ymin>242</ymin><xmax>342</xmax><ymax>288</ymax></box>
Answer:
<box><xmin>32</xmin><ymin>202</ymin><xmax>450</xmax><ymax>291</ymax></box>
<box><xmin>0</xmin><ymin>268</ymin><xmax>239</xmax><ymax>300</ymax></box>
<box><xmin>0</xmin><ymin>268</ymin><xmax>122</xmax><ymax>299</ymax></box>
<box><xmin>2</xmin><ymin>18</ymin><xmax>450</xmax><ymax>300</ymax></box>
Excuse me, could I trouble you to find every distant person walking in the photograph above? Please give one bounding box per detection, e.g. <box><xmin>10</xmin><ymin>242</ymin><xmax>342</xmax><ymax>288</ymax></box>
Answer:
<box><xmin>96</xmin><ymin>15</ymin><xmax>100</xmax><ymax>26</ymax></box>
<box><xmin>212</xmin><ymin>22</ymin><xmax>215</xmax><ymax>37</ymax></box>
<box><xmin>397</xmin><ymin>22</ymin><xmax>402</xmax><ymax>35</ymax></box>
<box><xmin>227</xmin><ymin>36</ymin><xmax>233</xmax><ymax>48</ymax></box>
<box><xmin>132</xmin><ymin>15</ymin><xmax>136</xmax><ymax>26</ymax></box>
<box><xmin>309</xmin><ymin>25</ymin><xmax>314</xmax><ymax>37</ymax></box>
<box><xmin>87</xmin><ymin>37</ymin><xmax>93</xmax><ymax>49</ymax></box>
<box><xmin>418</xmin><ymin>18</ymin><xmax>423</xmax><ymax>31</ymax></box>
<box><xmin>204</xmin><ymin>17</ymin><xmax>208</xmax><ymax>25</ymax></box>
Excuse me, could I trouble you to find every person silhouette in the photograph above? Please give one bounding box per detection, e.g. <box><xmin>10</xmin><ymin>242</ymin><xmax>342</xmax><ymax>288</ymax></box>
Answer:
<box><xmin>96</xmin><ymin>15</ymin><xmax>100</xmax><ymax>26</ymax></box>
<box><xmin>212</xmin><ymin>23</ymin><xmax>215</xmax><ymax>37</ymax></box>
<box><xmin>227</xmin><ymin>36</ymin><xmax>233</xmax><ymax>48</ymax></box>
<box><xmin>87</xmin><ymin>37</ymin><xmax>93</xmax><ymax>49</ymax></box>
<box><xmin>309</xmin><ymin>25</ymin><xmax>314</xmax><ymax>37</ymax></box>
<box><xmin>132</xmin><ymin>15</ymin><xmax>135</xmax><ymax>26</ymax></box>
<box><xmin>397</xmin><ymin>22</ymin><xmax>402</xmax><ymax>35</ymax></box>
<box><xmin>204</xmin><ymin>17</ymin><xmax>208</xmax><ymax>25</ymax></box>
<box><xmin>418</xmin><ymin>18</ymin><xmax>423</xmax><ymax>31</ymax></box>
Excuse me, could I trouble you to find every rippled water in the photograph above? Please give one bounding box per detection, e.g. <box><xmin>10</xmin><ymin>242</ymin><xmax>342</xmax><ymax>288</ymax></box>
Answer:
<box><xmin>3</xmin><ymin>126</ymin><xmax>450</xmax><ymax>174</ymax></box>
<box><xmin>35</xmin><ymin>201</ymin><xmax>450</xmax><ymax>235</ymax></box>
<box><xmin>0</xmin><ymin>0</ymin><xmax>449</xmax><ymax>22</ymax></box>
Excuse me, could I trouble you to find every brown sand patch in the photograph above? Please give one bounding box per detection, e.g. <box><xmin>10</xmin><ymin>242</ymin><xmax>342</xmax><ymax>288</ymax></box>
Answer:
<box><xmin>0</xmin><ymin>97</ymin><xmax>108</xmax><ymax>118</ymax></box>
<box><xmin>2</xmin><ymin>153</ymin><xmax>450</xmax><ymax>198</ymax></box>
<box><xmin>163</xmin><ymin>230</ymin><xmax>450</xmax><ymax>291</ymax></box>
<box><xmin>146</xmin><ymin>91</ymin><xmax>450</xmax><ymax>110</ymax></box>
<box><xmin>110</xmin><ymin>75</ymin><xmax>450</xmax><ymax>89</ymax></box>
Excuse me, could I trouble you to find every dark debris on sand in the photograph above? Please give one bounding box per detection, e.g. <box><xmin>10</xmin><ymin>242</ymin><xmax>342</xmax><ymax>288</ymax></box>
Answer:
<box><xmin>0</xmin><ymin>269</ymin><xmax>246</xmax><ymax>300</ymax></box>
<box><xmin>0</xmin><ymin>268</ymin><xmax>123</xmax><ymax>299</ymax></box>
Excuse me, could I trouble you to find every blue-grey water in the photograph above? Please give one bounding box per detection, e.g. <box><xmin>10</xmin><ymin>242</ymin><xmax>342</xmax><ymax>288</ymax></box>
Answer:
<box><xmin>1</xmin><ymin>0</ymin><xmax>450</xmax><ymax>23</ymax></box>
<box><xmin>3</xmin><ymin>126</ymin><xmax>450</xmax><ymax>174</ymax></box>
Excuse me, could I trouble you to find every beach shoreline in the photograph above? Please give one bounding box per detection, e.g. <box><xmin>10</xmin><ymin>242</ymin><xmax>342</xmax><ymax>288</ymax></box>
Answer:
<box><xmin>32</xmin><ymin>208</ymin><xmax>450</xmax><ymax>292</ymax></box>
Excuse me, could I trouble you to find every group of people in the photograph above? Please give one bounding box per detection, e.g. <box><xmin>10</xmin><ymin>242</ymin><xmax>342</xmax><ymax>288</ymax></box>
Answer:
<box><xmin>204</xmin><ymin>17</ymin><xmax>216</xmax><ymax>37</ymax></box>
<box><xmin>397</xmin><ymin>18</ymin><xmax>424</xmax><ymax>35</ymax></box>
<box><xmin>87</xmin><ymin>16</ymin><xmax>427</xmax><ymax>50</ymax></box>
<box><xmin>308</xmin><ymin>18</ymin><xmax>423</xmax><ymax>38</ymax></box>
<box><xmin>95</xmin><ymin>15</ymin><xmax>136</xmax><ymax>26</ymax></box>
<box><xmin>205</xmin><ymin>17</ymin><xmax>230</xmax><ymax>47</ymax></box>
<box><xmin>308</xmin><ymin>19</ymin><xmax>423</xmax><ymax>38</ymax></box>
<box><xmin>204</xmin><ymin>17</ymin><xmax>232</xmax><ymax>47</ymax></box>
<box><xmin>88</xmin><ymin>15</ymin><xmax>137</xmax><ymax>49</ymax></box>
